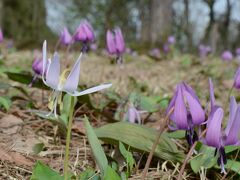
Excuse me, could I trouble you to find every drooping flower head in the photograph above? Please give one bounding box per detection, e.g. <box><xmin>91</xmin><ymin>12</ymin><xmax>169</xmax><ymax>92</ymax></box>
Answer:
<box><xmin>41</xmin><ymin>41</ymin><xmax>111</xmax><ymax>117</ymax></box>
<box><xmin>60</xmin><ymin>27</ymin><xmax>72</xmax><ymax>46</ymax></box>
<box><xmin>166</xmin><ymin>82</ymin><xmax>205</xmax><ymax>146</ymax></box>
<box><xmin>0</xmin><ymin>28</ymin><xmax>3</xmax><ymax>43</ymax></box>
<box><xmin>205</xmin><ymin>79</ymin><xmax>240</xmax><ymax>174</ymax></box>
<box><xmin>74</xmin><ymin>20</ymin><xmax>95</xmax><ymax>52</ymax></box>
<box><xmin>221</xmin><ymin>50</ymin><xmax>233</xmax><ymax>61</ymax></box>
<box><xmin>198</xmin><ymin>44</ymin><xmax>211</xmax><ymax>59</ymax></box>
<box><xmin>149</xmin><ymin>48</ymin><xmax>161</xmax><ymax>58</ymax></box>
<box><xmin>167</xmin><ymin>35</ymin><xmax>176</xmax><ymax>45</ymax></box>
<box><xmin>32</xmin><ymin>56</ymin><xmax>43</xmax><ymax>75</ymax></box>
<box><xmin>125</xmin><ymin>103</ymin><xmax>141</xmax><ymax>124</ymax></box>
<box><xmin>106</xmin><ymin>27</ymin><xmax>125</xmax><ymax>64</ymax></box>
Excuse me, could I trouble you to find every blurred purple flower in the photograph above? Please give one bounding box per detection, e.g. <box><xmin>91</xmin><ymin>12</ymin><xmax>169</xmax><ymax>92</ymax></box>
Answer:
<box><xmin>236</xmin><ymin>48</ymin><xmax>240</xmax><ymax>56</ymax></box>
<box><xmin>41</xmin><ymin>41</ymin><xmax>112</xmax><ymax>117</ymax></box>
<box><xmin>125</xmin><ymin>47</ymin><xmax>131</xmax><ymax>54</ymax></box>
<box><xmin>167</xmin><ymin>35</ymin><xmax>175</xmax><ymax>45</ymax></box>
<box><xmin>0</xmin><ymin>28</ymin><xmax>3</xmax><ymax>43</ymax></box>
<box><xmin>198</xmin><ymin>44</ymin><xmax>211</xmax><ymax>58</ymax></box>
<box><xmin>106</xmin><ymin>27</ymin><xmax>125</xmax><ymax>64</ymax></box>
<box><xmin>90</xmin><ymin>43</ymin><xmax>97</xmax><ymax>51</ymax></box>
<box><xmin>126</xmin><ymin>104</ymin><xmax>141</xmax><ymax>124</ymax></box>
<box><xmin>32</xmin><ymin>56</ymin><xmax>43</xmax><ymax>75</ymax></box>
<box><xmin>163</xmin><ymin>44</ymin><xmax>170</xmax><ymax>54</ymax></box>
<box><xmin>149</xmin><ymin>48</ymin><xmax>161</xmax><ymax>58</ymax></box>
<box><xmin>166</xmin><ymin>82</ymin><xmax>205</xmax><ymax>146</ymax></box>
<box><xmin>221</xmin><ymin>50</ymin><xmax>233</xmax><ymax>61</ymax></box>
<box><xmin>74</xmin><ymin>21</ymin><xmax>95</xmax><ymax>52</ymax></box>
<box><xmin>60</xmin><ymin>27</ymin><xmax>72</xmax><ymax>46</ymax></box>
<box><xmin>233</xmin><ymin>68</ymin><xmax>240</xmax><ymax>89</ymax></box>
<box><xmin>74</xmin><ymin>21</ymin><xmax>95</xmax><ymax>42</ymax></box>
<box><xmin>205</xmin><ymin>79</ymin><xmax>240</xmax><ymax>174</ymax></box>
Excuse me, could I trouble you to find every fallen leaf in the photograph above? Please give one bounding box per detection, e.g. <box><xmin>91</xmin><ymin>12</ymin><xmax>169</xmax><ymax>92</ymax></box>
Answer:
<box><xmin>0</xmin><ymin>114</ymin><xmax>23</xmax><ymax>134</ymax></box>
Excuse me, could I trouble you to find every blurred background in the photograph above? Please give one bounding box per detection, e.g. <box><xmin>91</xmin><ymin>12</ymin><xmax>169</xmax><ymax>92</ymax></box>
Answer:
<box><xmin>0</xmin><ymin>0</ymin><xmax>240</xmax><ymax>52</ymax></box>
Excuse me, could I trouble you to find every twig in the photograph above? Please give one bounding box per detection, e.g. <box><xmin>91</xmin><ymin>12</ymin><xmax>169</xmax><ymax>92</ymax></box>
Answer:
<box><xmin>141</xmin><ymin>108</ymin><xmax>174</xmax><ymax>180</ymax></box>
<box><xmin>177</xmin><ymin>129</ymin><xmax>207</xmax><ymax>180</ymax></box>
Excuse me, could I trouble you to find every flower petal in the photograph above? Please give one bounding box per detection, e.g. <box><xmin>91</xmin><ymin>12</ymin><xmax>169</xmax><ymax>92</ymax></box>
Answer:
<box><xmin>115</xmin><ymin>28</ymin><xmax>125</xmax><ymax>54</ymax></box>
<box><xmin>62</xmin><ymin>53</ymin><xmax>82</xmax><ymax>93</ymax></box>
<box><xmin>225</xmin><ymin>96</ymin><xmax>237</xmax><ymax>136</ymax></box>
<box><xmin>46</xmin><ymin>52</ymin><xmax>60</xmax><ymax>90</ymax></box>
<box><xmin>209</xmin><ymin>78</ymin><xmax>215</xmax><ymax>109</ymax></box>
<box><xmin>205</xmin><ymin>107</ymin><xmax>223</xmax><ymax>148</ymax></box>
<box><xmin>68</xmin><ymin>83</ymin><xmax>112</xmax><ymax>96</ymax></box>
<box><xmin>106</xmin><ymin>30</ymin><xmax>116</xmax><ymax>54</ymax></box>
<box><xmin>173</xmin><ymin>85</ymin><xmax>188</xmax><ymax>129</ymax></box>
<box><xmin>224</xmin><ymin>105</ymin><xmax>240</xmax><ymax>146</ymax></box>
<box><xmin>184</xmin><ymin>89</ymin><xmax>205</xmax><ymax>125</ymax></box>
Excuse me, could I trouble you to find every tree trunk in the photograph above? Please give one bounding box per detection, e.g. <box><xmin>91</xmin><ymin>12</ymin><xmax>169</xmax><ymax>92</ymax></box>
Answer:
<box><xmin>1</xmin><ymin>0</ymin><xmax>54</xmax><ymax>48</ymax></box>
<box><xmin>149</xmin><ymin>0</ymin><xmax>173</xmax><ymax>45</ymax></box>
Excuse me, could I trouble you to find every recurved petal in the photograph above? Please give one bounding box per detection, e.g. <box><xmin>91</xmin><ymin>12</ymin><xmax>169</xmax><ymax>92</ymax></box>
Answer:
<box><xmin>42</xmin><ymin>41</ymin><xmax>48</xmax><ymax>77</ymax></box>
<box><xmin>205</xmin><ymin>107</ymin><xmax>223</xmax><ymax>148</ymax></box>
<box><xmin>224</xmin><ymin>105</ymin><xmax>240</xmax><ymax>146</ymax></box>
<box><xmin>68</xmin><ymin>83</ymin><xmax>112</xmax><ymax>97</ymax></box>
<box><xmin>62</xmin><ymin>53</ymin><xmax>82</xmax><ymax>93</ymax></box>
<box><xmin>115</xmin><ymin>28</ymin><xmax>125</xmax><ymax>54</ymax></box>
<box><xmin>173</xmin><ymin>85</ymin><xmax>188</xmax><ymax>129</ymax></box>
<box><xmin>46</xmin><ymin>52</ymin><xmax>60</xmax><ymax>90</ymax></box>
<box><xmin>225</xmin><ymin>96</ymin><xmax>237</xmax><ymax>136</ymax></box>
<box><xmin>209</xmin><ymin>78</ymin><xmax>215</xmax><ymax>109</ymax></box>
<box><xmin>182</xmin><ymin>82</ymin><xmax>200</xmax><ymax>104</ymax></box>
<box><xmin>106</xmin><ymin>30</ymin><xmax>116</xmax><ymax>54</ymax></box>
<box><xmin>184</xmin><ymin>89</ymin><xmax>205</xmax><ymax>125</ymax></box>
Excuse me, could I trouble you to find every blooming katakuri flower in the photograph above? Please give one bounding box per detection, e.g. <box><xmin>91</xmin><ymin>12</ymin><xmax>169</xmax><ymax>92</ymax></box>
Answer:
<box><xmin>106</xmin><ymin>27</ymin><xmax>125</xmax><ymax>64</ymax></box>
<box><xmin>125</xmin><ymin>103</ymin><xmax>141</xmax><ymax>124</ymax></box>
<box><xmin>221</xmin><ymin>50</ymin><xmax>233</xmax><ymax>61</ymax></box>
<box><xmin>74</xmin><ymin>20</ymin><xmax>95</xmax><ymax>52</ymax></box>
<box><xmin>198</xmin><ymin>44</ymin><xmax>211</xmax><ymax>59</ymax></box>
<box><xmin>205</xmin><ymin>78</ymin><xmax>240</xmax><ymax>174</ymax></box>
<box><xmin>41</xmin><ymin>41</ymin><xmax>112</xmax><ymax>117</ymax></box>
<box><xmin>166</xmin><ymin>82</ymin><xmax>205</xmax><ymax>146</ymax></box>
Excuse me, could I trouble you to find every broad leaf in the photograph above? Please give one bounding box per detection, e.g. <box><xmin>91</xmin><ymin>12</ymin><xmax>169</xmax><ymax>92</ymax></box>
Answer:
<box><xmin>83</xmin><ymin>116</ymin><xmax>108</xmax><ymax>176</ymax></box>
<box><xmin>103</xmin><ymin>166</ymin><xmax>121</xmax><ymax>180</ymax></box>
<box><xmin>31</xmin><ymin>161</ymin><xmax>63</xmax><ymax>180</ymax></box>
<box><xmin>95</xmin><ymin>122</ymin><xmax>184</xmax><ymax>162</ymax></box>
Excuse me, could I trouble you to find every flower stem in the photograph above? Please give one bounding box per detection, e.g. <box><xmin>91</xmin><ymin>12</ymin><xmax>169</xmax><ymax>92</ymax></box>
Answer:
<box><xmin>64</xmin><ymin>96</ymin><xmax>75</xmax><ymax>180</ymax></box>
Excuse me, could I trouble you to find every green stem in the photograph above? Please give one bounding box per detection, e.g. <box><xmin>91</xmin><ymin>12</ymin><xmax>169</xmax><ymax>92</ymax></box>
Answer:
<box><xmin>227</xmin><ymin>84</ymin><xmax>234</xmax><ymax>101</ymax></box>
<box><xmin>64</xmin><ymin>96</ymin><xmax>75</xmax><ymax>180</ymax></box>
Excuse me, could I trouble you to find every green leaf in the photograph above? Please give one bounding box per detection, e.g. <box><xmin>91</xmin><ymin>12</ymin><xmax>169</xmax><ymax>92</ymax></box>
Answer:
<box><xmin>83</xmin><ymin>116</ymin><xmax>108</xmax><ymax>176</ymax></box>
<box><xmin>103</xmin><ymin>166</ymin><xmax>121</xmax><ymax>180</ymax></box>
<box><xmin>79</xmin><ymin>168</ymin><xmax>100</xmax><ymax>180</ymax></box>
<box><xmin>190</xmin><ymin>144</ymin><xmax>240</xmax><ymax>173</ymax></box>
<box><xmin>95</xmin><ymin>122</ymin><xmax>184</xmax><ymax>162</ymax></box>
<box><xmin>6</xmin><ymin>72</ymin><xmax>48</xmax><ymax>89</ymax></box>
<box><xmin>33</xmin><ymin>143</ymin><xmax>44</xmax><ymax>155</ymax></box>
<box><xmin>119</xmin><ymin>142</ymin><xmax>135</xmax><ymax>175</ymax></box>
<box><xmin>31</xmin><ymin>161</ymin><xmax>63</xmax><ymax>180</ymax></box>
<box><xmin>167</xmin><ymin>130</ymin><xmax>185</xmax><ymax>139</ymax></box>
<box><xmin>0</xmin><ymin>96</ymin><xmax>11</xmax><ymax>111</ymax></box>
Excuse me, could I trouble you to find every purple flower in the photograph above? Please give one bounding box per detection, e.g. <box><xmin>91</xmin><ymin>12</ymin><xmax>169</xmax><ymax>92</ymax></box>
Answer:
<box><xmin>233</xmin><ymin>68</ymin><xmax>240</xmax><ymax>89</ymax></box>
<box><xmin>163</xmin><ymin>44</ymin><xmax>170</xmax><ymax>54</ymax></box>
<box><xmin>149</xmin><ymin>48</ymin><xmax>161</xmax><ymax>58</ymax></box>
<box><xmin>221</xmin><ymin>50</ymin><xmax>233</xmax><ymax>61</ymax></box>
<box><xmin>41</xmin><ymin>41</ymin><xmax>111</xmax><ymax>117</ymax></box>
<box><xmin>106</xmin><ymin>27</ymin><xmax>125</xmax><ymax>63</ymax></box>
<box><xmin>205</xmin><ymin>79</ymin><xmax>240</xmax><ymax>173</ymax></box>
<box><xmin>198</xmin><ymin>44</ymin><xmax>211</xmax><ymax>58</ymax></box>
<box><xmin>74</xmin><ymin>21</ymin><xmax>95</xmax><ymax>43</ymax></box>
<box><xmin>236</xmin><ymin>48</ymin><xmax>240</xmax><ymax>56</ymax></box>
<box><xmin>60</xmin><ymin>27</ymin><xmax>72</xmax><ymax>46</ymax></box>
<box><xmin>90</xmin><ymin>43</ymin><xmax>97</xmax><ymax>51</ymax></box>
<box><xmin>32</xmin><ymin>56</ymin><xmax>43</xmax><ymax>75</ymax></box>
<box><xmin>167</xmin><ymin>35</ymin><xmax>175</xmax><ymax>45</ymax></box>
<box><xmin>0</xmin><ymin>28</ymin><xmax>3</xmax><ymax>43</ymax></box>
<box><xmin>166</xmin><ymin>82</ymin><xmax>205</xmax><ymax>146</ymax></box>
<box><xmin>125</xmin><ymin>104</ymin><xmax>141</xmax><ymax>124</ymax></box>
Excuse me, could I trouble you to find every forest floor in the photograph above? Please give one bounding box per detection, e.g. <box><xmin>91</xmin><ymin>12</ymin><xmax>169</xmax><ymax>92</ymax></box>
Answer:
<box><xmin>0</xmin><ymin>50</ymin><xmax>238</xmax><ymax>179</ymax></box>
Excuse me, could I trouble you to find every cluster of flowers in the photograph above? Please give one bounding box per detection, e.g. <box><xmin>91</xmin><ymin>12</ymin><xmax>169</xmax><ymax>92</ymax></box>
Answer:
<box><xmin>32</xmin><ymin>20</ymin><xmax>126</xmax><ymax>79</ymax></box>
<box><xmin>166</xmin><ymin>71</ymin><xmax>240</xmax><ymax>173</ymax></box>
